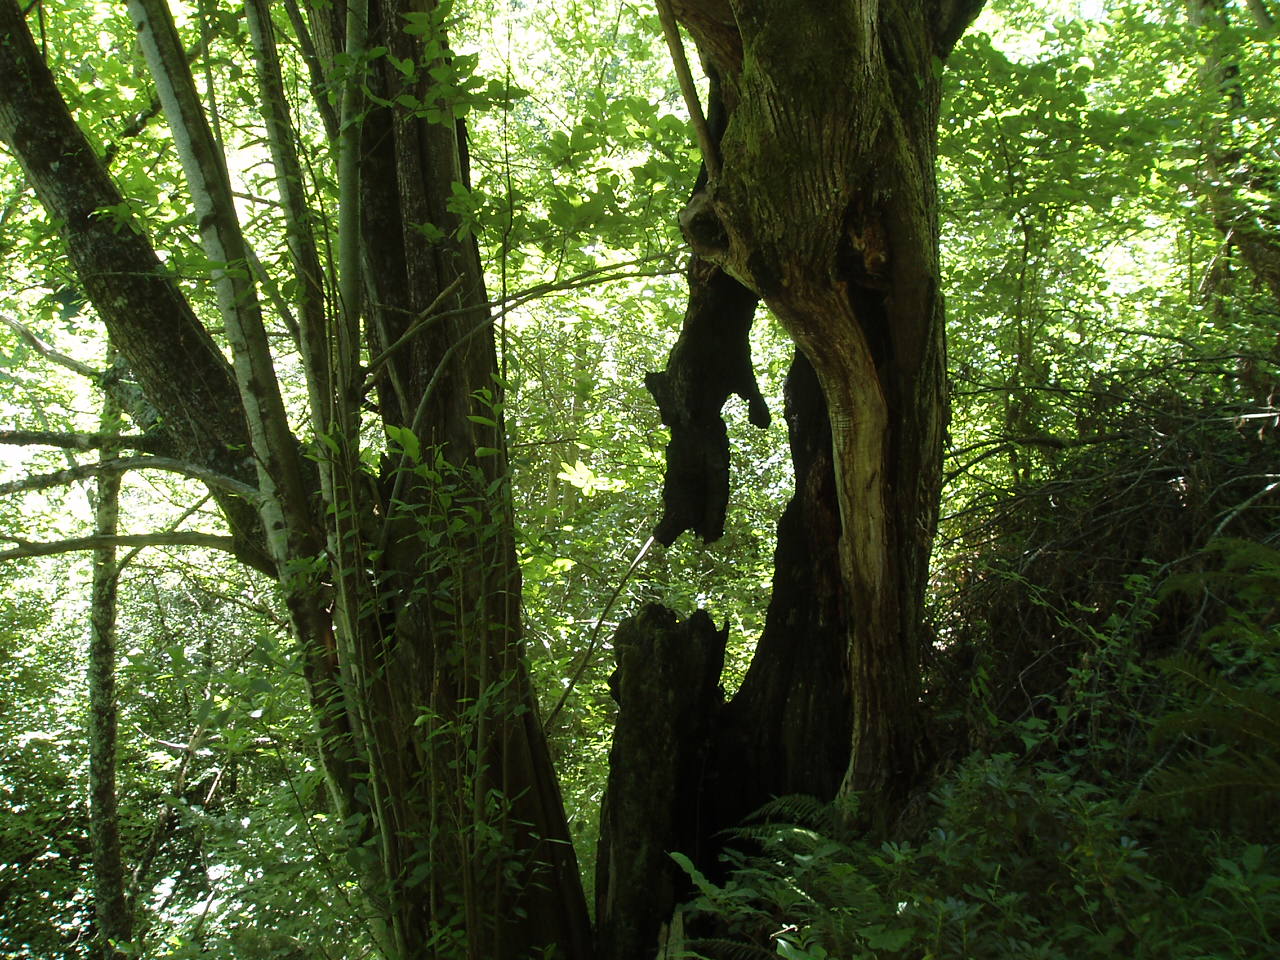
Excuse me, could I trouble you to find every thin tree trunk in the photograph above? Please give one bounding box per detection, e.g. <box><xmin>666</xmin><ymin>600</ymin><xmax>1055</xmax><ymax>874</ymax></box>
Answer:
<box><xmin>1188</xmin><ymin>0</ymin><xmax>1280</xmax><ymax>309</ymax></box>
<box><xmin>124</xmin><ymin>0</ymin><xmax>321</xmax><ymax>571</ymax></box>
<box><xmin>88</xmin><ymin>380</ymin><xmax>130</xmax><ymax>960</ymax></box>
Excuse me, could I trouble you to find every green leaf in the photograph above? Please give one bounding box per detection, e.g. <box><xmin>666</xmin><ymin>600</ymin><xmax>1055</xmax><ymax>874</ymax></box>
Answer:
<box><xmin>862</xmin><ymin>925</ymin><xmax>912</xmax><ymax>950</ymax></box>
<box><xmin>385</xmin><ymin>424</ymin><xmax>420</xmax><ymax>462</ymax></box>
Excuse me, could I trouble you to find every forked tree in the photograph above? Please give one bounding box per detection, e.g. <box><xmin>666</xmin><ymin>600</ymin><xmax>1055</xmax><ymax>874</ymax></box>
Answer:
<box><xmin>0</xmin><ymin>1</ymin><xmax>587</xmax><ymax>957</ymax></box>
<box><xmin>597</xmin><ymin>0</ymin><xmax>981</xmax><ymax>953</ymax></box>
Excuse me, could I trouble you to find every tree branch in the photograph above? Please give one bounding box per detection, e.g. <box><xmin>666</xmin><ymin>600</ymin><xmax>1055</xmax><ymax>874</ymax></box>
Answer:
<box><xmin>0</xmin><ymin>532</ymin><xmax>238</xmax><ymax>561</ymax></box>
<box><xmin>655</xmin><ymin>0</ymin><xmax>720</xmax><ymax>180</ymax></box>
<box><xmin>0</xmin><ymin>456</ymin><xmax>261</xmax><ymax>500</ymax></box>
<box><xmin>934</xmin><ymin>0</ymin><xmax>987</xmax><ymax>56</ymax></box>
<box><xmin>0</xmin><ymin>312</ymin><xmax>99</xmax><ymax>379</ymax></box>
<box><xmin>0</xmin><ymin>1</ymin><xmax>272</xmax><ymax>574</ymax></box>
<box><xmin>0</xmin><ymin>429</ymin><xmax>166</xmax><ymax>454</ymax></box>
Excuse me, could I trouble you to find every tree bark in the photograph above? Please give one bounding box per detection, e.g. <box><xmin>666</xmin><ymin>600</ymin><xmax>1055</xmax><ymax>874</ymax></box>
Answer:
<box><xmin>1188</xmin><ymin>0</ymin><xmax>1280</xmax><ymax>310</ymax></box>
<box><xmin>657</xmin><ymin>0</ymin><xmax>981</xmax><ymax>829</ymax></box>
<box><xmin>88</xmin><ymin>385</ymin><xmax>131</xmax><ymax>960</ymax></box>
<box><xmin>596</xmin><ymin>353</ymin><xmax>854</xmax><ymax>959</ymax></box>
<box><xmin>598</xmin><ymin>5</ymin><xmax>984</xmax><ymax>951</ymax></box>
<box><xmin>595</xmin><ymin>606</ymin><xmax>727</xmax><ymax>960</ymax></box>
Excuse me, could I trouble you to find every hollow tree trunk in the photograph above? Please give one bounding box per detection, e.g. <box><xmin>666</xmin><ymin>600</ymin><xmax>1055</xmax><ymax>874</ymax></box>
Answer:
<box><xmin>598</xmin><ymin>2</ymin><xmax>983</xmax><ymax>954</ymax></box>
<box><xmin>673</xmin><ymin>0</ymin><xmax>980</xmax><ymax>821</ymax></box>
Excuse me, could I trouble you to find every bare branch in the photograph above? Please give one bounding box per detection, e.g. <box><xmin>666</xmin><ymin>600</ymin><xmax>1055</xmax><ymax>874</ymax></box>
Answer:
<box><xmin>0</xmin><ymin>532</ymin><xmax>238</xmax><ymax>561</ymax></box>
<box><xmin>0</xmin><ymin>456</ymin><xmax>261</xmax><ymax>500</ymax></box>
<box><xmin>363</xmin><ymin>256</ymin><xmax>681</xmax><ymax>395</ymax></box>
<box><xmin>0</xmin><ymin>312</ymin><xmax>100</xmax><ymax>378</ymax></box>
<box><xmin>0</xmin><ymin>429</ymin><xmax>166</xmax><ymax>454</ymax></box>
<box><xmin>945</xmin><ymin>433</ymin><xmax>1134</xmax><ymax>484</ymax></box>
<box><xmin>364</xmin><ymin>274</ymin><xmax>465</xmax><ymax>381</ymax></box>
<box><xmin>655</xmin><ymin>0</ymin><xmax>720</xmax><ymax>180</ymax></box>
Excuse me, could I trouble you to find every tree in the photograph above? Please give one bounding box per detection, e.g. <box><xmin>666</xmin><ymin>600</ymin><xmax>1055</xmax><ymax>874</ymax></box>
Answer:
<box><xmin>594</xmin><ymin>1</ymin><xmax>983</xmax><ymax>953</ymax></box>
<box><xmin>0</xmin><ymin>1</ymin><xmax>587</xmax><ymax>957</ymax></box>
<box><xmin>0</xmin><ymin>1</ymin><xmax>988</xmax><ymax>958</ymax></box>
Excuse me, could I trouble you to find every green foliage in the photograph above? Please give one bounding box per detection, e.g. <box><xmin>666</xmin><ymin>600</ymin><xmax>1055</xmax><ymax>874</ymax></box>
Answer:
<box><xmin>1138</xmin><ymin>540</ymin><xmax>1280</xmax><ymax>828</ymax></box>
<box><xmin>3</xmin><ymin>0</ymin><xmax>1280</xmax><ymax>953</ymax></box>
<box><xmin>676</xmin><ymin>768</ymin><xmax>1280</xmax><ymax>959</ymax></box>
<box><xmin>0</xmin><ymin>576</ymin><xmax>91</xmax><ymax>960</ymax></box>
<box><xmin>677</xmin><ymin>550</ymin><xmax>1280</xmax><ymax>957</ymax></box>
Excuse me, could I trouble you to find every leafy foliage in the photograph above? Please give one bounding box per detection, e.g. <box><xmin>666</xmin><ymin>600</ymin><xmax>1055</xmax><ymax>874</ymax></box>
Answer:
<box><xmin>673</xmin><ymin>541</ymin><xmax>1280</xmax><ymax>958</ymax></box>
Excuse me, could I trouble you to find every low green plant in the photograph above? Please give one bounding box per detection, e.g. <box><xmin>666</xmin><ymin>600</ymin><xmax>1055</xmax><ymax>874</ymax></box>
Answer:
<box><xmin>1138</xmin><ymin>540</ymin><xmax>1280</xmax><ymax>829</ymax></box>
<box><xmin>671</xmin><ymin>541</ymin><xmax>1280</xmax><ymax>959</ymax></box>
<box><xmin>675</xmin><ymin>770</ymin><xmax>1279</xmax><ymax>958</ymax></box>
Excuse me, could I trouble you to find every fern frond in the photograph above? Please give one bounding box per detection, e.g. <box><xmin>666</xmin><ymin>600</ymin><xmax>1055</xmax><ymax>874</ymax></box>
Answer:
<box><xmin>744</xmin><ymin>794</ymin><xmax>832</xmax><ymax>830</ymax></box>
<box><xmin>1151</xmin><ymin>700</ymin><xmax>1280</xmax><ymax>749</ymax></box>
<box><xmin>679</xmin><ymin>937</ymin><xmax>778</xmax><ymax>960</ymax></box>
<box><xmin>1158</xmin><ymin>652</ymin><xmax>1239</xmax><ymax>698</ymax></box>
<box><xmin>1153</xmin><ymin>653</ymin><xmax>1280</xmax><ymax>748</ymax></box>
<box><xmin>1137</xmin><ymin>753</ymin><xmax>1280</xmax><ymax>826</ymax></box>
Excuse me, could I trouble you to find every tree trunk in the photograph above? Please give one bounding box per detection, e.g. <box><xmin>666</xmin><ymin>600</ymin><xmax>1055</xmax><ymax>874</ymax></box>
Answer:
<box><xmin>1188</xmin><ymin>0</ymin><xmax>1280</xmax><ymax>310</ymax></box>
<box><xmin>0</xmin><ymin>3</ymin><xmax>590</xmax><ymax>957</ymax></box>
<box><xmin>88</xmin><ymin>382</ymin><xmax>130</xmax><ymax>960</ymax></box>
<box><xmin>597</xmin><ymin>350</ymin><xmax>852</xmax><ymax>959</ymax></box>
<box><xmin>671</xmin><ymin>0</ymin><xmax>980</xmax><ymax>825</ymax></box>
<box><xmin>595</xmin><ymin>607</ymin><xmax>727</xmax><ymax>960</ymax></box>
<box><xmin>597</xmin><ymin>6</ymin><xmax>984</xmax><ymax>952</ymax></box>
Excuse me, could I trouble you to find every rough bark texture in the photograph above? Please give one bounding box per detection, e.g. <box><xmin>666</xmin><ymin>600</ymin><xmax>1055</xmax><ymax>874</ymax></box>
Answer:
<box><xmin>715</xmin><ymin>353</ymin><xmax>852</xmax><ymax>816</ymax></box>
<box><xmin>595</xmin><ymin>355</ymin><xmax>851</xmax><ymax>958</ymax></box>
<box><xmin>598</xmin><ymin>4</ymin><xmax>984</xmax><ymax>953</ymax></box>
<box><xmin>595</xmin><ymin>607</ymin><xmax>726</xmax><ymax>960</ymax></box>
<box><xmin>88</xmin><ymin>392</ymin><xmax>130</xmax><ymax>960</ymax></box>
<box><xmin>301</xmin><ymin>3</ymin><xmax>592</xmax><ymax>956</ymax></box>
<box><xmin>667</xmin><ymin>0</ymin><xmax>981</xmax><ymax>823</ymax></box>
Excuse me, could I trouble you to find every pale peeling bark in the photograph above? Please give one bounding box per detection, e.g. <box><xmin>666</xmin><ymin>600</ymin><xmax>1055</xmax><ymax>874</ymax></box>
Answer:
<box><xmin>120</xmin><ymin>0</ymin><xmax>365</xmax><ymax>837</ymax></box>
<box><xmin>125</xmin><ymin>0</ymin><xmax>320</xmax><ymax>572</ymax></box>
<box><xmin>245</xmin><ymin>0</ymin><xmax>331</xmax><ymax>427</ymax></box>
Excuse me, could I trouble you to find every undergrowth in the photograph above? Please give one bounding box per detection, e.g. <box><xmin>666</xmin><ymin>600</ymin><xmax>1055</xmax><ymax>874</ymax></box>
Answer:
<box><xmin>672</xmin><ymin>538</ymin><xmax>1280</xmax><ymax>960</ymax></box>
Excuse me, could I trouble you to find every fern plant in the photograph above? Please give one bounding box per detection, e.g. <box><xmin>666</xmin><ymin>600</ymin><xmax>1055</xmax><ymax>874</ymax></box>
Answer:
<box><xmin>1138</xmin><ymin>540</ymin><xmax>1280</xmax><ymax>828</ymax></box>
